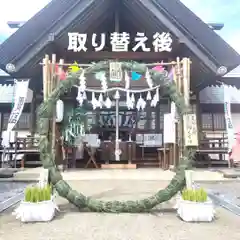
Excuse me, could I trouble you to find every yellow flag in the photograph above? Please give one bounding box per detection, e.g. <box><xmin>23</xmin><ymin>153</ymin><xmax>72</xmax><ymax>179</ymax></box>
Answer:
<box><xmin>68</xmin><ymin>61</ymin><xmax>80</xmax><ymax>73</ymax></box>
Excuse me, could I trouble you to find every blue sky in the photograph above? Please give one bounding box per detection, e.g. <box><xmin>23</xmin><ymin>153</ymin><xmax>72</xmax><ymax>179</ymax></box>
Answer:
<box><xmin>0</xmin><ymin>0</ymin><xmax>239</xmax><ymax>53</ymax></box>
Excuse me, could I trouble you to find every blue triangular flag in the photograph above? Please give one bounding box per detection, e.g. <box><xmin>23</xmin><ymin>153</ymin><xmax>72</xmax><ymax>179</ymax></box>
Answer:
<box><xmin>131</xmin><ymin>71</ymin><xmax>142</xmax><ymax>81</ymax></box>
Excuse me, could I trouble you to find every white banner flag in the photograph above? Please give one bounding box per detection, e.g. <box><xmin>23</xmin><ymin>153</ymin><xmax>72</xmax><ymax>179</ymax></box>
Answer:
<box><xmin>7</xmin><ymin>80</ymin><xmax>29</xmax><ymax>131</ymax></box>
<box><xmin>223</xmin><ymin>85</ymin><xmax>234</xmax><ymax>152</ymax></box>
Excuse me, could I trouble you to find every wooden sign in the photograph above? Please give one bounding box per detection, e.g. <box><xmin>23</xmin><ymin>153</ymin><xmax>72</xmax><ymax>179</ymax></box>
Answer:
<box><xmin>164</xmin><ymin>113</ymin><xmax>175</xmax><ymax>144</ymax></box>
<box><xmin>143</xmin><ymin>134</ymin><xmax>162</xmax><ymax>147</ymax></box>
<box><xmin>183</xmin><ymin>114</ymin><xmax>198</xmax><ymax>146</ymax></box>
<box><xmin>109</xmin><ymin>62</ymin><xmax>122</xmax><ymax>82</ymax></box>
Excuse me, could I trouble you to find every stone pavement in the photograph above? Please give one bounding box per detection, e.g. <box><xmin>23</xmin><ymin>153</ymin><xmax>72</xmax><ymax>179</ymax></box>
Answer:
<box><xmin>0</xmin><ymin>180</ymin><xmax>240</xmax><ymax>240</ymax></box>
<box><xmin>12</xmin><ymin>167</ymin><xmax>234</xmax><ymax>181</ymax></box>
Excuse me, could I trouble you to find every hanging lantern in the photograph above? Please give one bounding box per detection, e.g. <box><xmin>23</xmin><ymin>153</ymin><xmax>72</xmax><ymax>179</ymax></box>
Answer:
<box><xmin>56</xmin><ymin>100</ymin><xmax>64</xmax><ymax>123</ymax></box>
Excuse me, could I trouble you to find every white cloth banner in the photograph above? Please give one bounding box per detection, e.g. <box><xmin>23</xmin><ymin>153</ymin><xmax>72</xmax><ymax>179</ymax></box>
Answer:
<box><xmin>164</xmin><ymin>113</ymin><xmax>175</xmax><ymax>144</ymax></box>
<box><xmin>223</xmin><ymin>85</ymin><xmax>234</xmax><ymax>152</ymax></box>
<box><xmin>7</xmin><ymin>80</ymin><xmax>29</xmax><ymax>131</ymax></box>
<box><xmin>2</xmin><ymin>80</ymin><xmax>29</xmax><ymax>147</ymax></box>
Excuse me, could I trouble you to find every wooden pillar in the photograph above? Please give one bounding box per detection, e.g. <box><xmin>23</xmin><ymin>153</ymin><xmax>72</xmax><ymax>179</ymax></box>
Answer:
<box><xmin>176</xmin><ymin>57</ymin><xmax>183</xmax><ymax>159</ymax></box>
<box><xmin>30</xmin><ymin>92</ymin><xmax>36</xmax><ymax>136</ymax></box>
<box><xmin>196</xmin><ymin>93</ymin><xmax>202</xmax><ymax>143</ymax></box>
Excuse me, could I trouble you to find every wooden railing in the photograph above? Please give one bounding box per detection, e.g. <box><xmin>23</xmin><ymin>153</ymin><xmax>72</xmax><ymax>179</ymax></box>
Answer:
<box><xmin>0</xmin><ymin>136</ymin><xmax>40</xmax><ymax>168</ymax></box>
<box><xmin>196</xmin><ymin>134</ymin><xmax>229</xmax><ymax>166</ymax></box>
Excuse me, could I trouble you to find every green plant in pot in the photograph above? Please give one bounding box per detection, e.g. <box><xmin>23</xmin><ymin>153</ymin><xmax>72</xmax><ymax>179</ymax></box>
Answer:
<box><xmin>24</xmin><ymin>184</ymin><xmax>52</xmax><ymax>203</ymax></box>
<box><xmin>181</xmin><ymin>188</ymin><xmax>208</xmax><ymax>202</ymax></box>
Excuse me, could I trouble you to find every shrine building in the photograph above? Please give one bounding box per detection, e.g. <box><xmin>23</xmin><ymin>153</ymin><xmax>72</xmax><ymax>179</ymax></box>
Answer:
<box><xmin>0</xmin><ymin>0</ymin><xmax>240</xmax><ymax>169</ymax></box>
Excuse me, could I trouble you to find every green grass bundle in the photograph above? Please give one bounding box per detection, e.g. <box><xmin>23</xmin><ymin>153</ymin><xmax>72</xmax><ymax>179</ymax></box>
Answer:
<box><xmin>24</xmin><ymin>184</ymin><xmax>52</xmax><ymax>202</ymax></box>
<box><xmin>181</xmin><ymin>188</ymin><xmax>208</xmax><ymax>202</ymax></box>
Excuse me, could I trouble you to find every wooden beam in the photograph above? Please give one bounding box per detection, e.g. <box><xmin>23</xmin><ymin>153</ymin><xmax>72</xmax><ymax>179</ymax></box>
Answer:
<box><xmin>65</xmin><ymin>51</ymin><xmax>171</xmax><ymax>60</ymax></box>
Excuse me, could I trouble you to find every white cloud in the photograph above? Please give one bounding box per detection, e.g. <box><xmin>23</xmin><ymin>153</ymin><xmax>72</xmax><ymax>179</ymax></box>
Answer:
<box><xmin>0</xmin><ymin>0</ymin><xmax>51</xmax><ymax>37</ymax></box>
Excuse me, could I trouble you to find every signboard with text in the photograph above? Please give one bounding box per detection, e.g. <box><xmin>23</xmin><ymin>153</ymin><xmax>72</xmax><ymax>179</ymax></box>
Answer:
<box><xmin>68</xmin><ymin>32</ymin><xmax>173</xmax><ymax>52</ymax></box>
<box><xmin>183</xmin><ymin>114</ymin><xmax>198</xmax><ymax>146</ymax></box>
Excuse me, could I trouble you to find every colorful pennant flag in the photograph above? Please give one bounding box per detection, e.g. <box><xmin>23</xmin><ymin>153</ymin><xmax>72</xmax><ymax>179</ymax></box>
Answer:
<box><xmin>152</xmin><ymin>65</ymin><xmax>164</xmax><ymax>72</ymax></box>
<box><xmin>131</xmin><ymin>71</ymin><xmax>142</xmax><ymax>81</ymax></box>
<box><xmin>55</xmin><ymin>65</ymin><xmax>67</xmax><ymax>80</ymax></box>
<box><xmin>68</xmin><ymin>61</ymin><xmax>80</xmax><ymax>73</ymax></box>
<box><xmin>168</xmin><ymin>67</ymin><xmax>174</xmax><ymax>81</ymax></box>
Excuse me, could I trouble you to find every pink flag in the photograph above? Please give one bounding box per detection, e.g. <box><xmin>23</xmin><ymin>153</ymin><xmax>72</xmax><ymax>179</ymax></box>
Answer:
<box><xmin>152</xmin><ymin>65</ymin><xmax>164</xmax><ymax>72</ymax></box>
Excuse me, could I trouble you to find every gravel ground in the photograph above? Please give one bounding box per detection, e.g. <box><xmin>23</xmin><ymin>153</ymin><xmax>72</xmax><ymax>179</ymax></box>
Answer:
<box><xmin>0</xmin><ymin>180</ymin><xmax>240</xmax><ymax>240</ymax></box>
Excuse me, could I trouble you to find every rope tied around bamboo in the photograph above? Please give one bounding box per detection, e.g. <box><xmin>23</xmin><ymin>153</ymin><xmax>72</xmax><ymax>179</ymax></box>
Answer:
<box><xmin>38</xmin><ymin>60</ymin><xmax>194</xmax><ymax>213</ymax></box>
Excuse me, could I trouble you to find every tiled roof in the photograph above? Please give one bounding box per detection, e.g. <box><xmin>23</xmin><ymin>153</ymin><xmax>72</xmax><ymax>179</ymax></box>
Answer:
<box><xmin>0</xmin><ymin>0</ymin><xmax>239</xmax><ymax>73</ymax></box>
<box><xmin>199</xmin><ymin>85</ymin><xmax>240</xmax><ymax>104</ymax></box>
<box><xmin>223</xmin><ymin>65</ymin><xmax>240</xmax><ymax>78</ymax></box>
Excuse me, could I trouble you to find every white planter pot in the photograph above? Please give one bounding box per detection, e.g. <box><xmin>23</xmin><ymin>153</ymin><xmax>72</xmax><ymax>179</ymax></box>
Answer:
<box><xmin>177</xmin><ymin>197</ymin><xmax>215</xmax><ymax>222</ymax></box>
<box><xmin>13</xmin><ymin>198</ymin><xmax>58</xmax><ymax>222</ymax></box>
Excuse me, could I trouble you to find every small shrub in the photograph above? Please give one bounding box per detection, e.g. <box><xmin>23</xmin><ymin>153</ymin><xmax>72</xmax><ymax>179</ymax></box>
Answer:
<box><xmin>24</xmin><ymin>184</ymin><xmax>52</xmax><ymax>202</ymax></box>
<box><xmin>181</xmin><ymin>188</ymin><xmax>207</xmax><ymax>202</ymax></box>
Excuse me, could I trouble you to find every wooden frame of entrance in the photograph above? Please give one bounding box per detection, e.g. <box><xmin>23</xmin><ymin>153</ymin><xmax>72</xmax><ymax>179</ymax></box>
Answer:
<box><xmin>41</xmin><ymin>54</ymin><xmax>192</xmax><ymax>169</ymax></box>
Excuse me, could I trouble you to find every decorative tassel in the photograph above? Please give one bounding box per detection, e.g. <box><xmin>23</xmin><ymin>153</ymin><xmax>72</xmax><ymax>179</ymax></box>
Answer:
<box><xmin>104</xmin><ymin>97</ymin><xmax>112</xmax><ymax>109</ymax></box>
<box><xmin>145</xmin><ymin>68</ymin><xmax>153</xmax><ymax>88</ymax></box>
<box><xmin>146</xmin><ymin>91</ymin><xmax>152</xmax><ymax>100</ymax></box>
<box><xmin>114</xmin><ymin>90</ymin><xmax>120</xmax><ymax>100</ymax></box>
<box><xmin>79</xmin><ymin>70</ymin><xmax>86</xmax><ymax>92</ymax></box>
<box><xmin>125</xmin><ymin>71</ymin><xmax>130</xmax><ymax>89</ymax></box>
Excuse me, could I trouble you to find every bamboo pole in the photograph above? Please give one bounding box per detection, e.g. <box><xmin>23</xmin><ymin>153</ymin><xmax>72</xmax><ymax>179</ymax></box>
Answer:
<box><xmin>42</xmin><ymin>55</ymin><xmax>49</xmax><ymax>101</ymax></box>
<box><xmin>55</xmin><ymin>59</ymin><xmax>64</xmax><ymax>167</ymax></box>
<box><xmin>51</xmin><ymin>54</ymin><xmax>57</xmax><ymax>159</ymax></box>
<box><xmin>40</xmin><ymin>61</ymin><xmax>178</xmax><ymax>67</ymax></box>
<box><xmin>172</xmin><ymin>65</ymin><xmax>177</xmax><ymax>168</ymax></box>
<box><xmin>182</xmin><ymin>58</ymin><xmax>190</xmax><ymax>107</ymax></box>
<box><xmin>176</xmin><ymin>57</ymin><xmax>184</xmax><ymax>160</ymax></box>
<box><xmin>47</xmin><ymin>59</ymin><xmax>52</xmax><ymax>99</ymax></box>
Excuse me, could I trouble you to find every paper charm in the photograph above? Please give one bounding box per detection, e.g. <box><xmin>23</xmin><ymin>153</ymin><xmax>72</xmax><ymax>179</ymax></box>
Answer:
<box><xmin>82</xmin><ymin>91</ymin><xmax>87</xmax><ymax>100</ymax></box>
<box><xmin>145</xmin><ymin>68</ymin><xmax>153</xmax><ymax>88</ymax></box>
<box><xmin>79</xmin><ymin>70</ymin><xmax>86</xmax><ymax>92</ymax></box>
<box><xmin>125</xmin><ymin>71</ymin><xmax>130</xmax><ymax>89</ymax></box>
<box><xmin>104</xmin><ymin>97</ymin><xmax>112</xmax><ymax>109</ymax></box>
<box><xmin>131</xmin><ymin>93</ymin><xmax>135</xmax><ymax>103</ymax></box>
<box><xmin>146</xmin><ymin>91</ymin><xmax>152</xmax><ymax>100</ymax></box>
<box><xmin>98</xmin><ymin>93</ymin><xmax>104</xmax><ymax>109</ymax></box>
<box><xmin>126</xmin><ymin>91</ymin><xmax>134</xmax><ymax>110</ymax></box>
<box><xmin>76</xmin><ymin>87</ymin><xmax>84</xmax><ymax>106</ymax></box>
<box><xmin>114</xmin><ymin>90</ymin><xmax>120</xmax><ymax>100</ymax></box>
<box><xmin>96</xmin><ymin>71</ymin><xmax>108</xmax><ymax>91</ymax></box>
<box><xmin>131</xmin><ymin>71</ymin><xmax>142</xmax><ymax>81</ymax></box>
<box><xmin>91</xmin><ymin>92</ymin><xmax>98</xmax><ymax>110</ymax></box>
<box><xmin>136</xmin><ymin>94</ymin><xmax>146</xmax><ymax>111</ymax></box>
